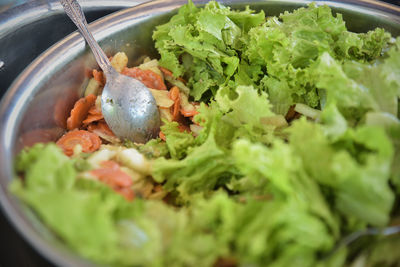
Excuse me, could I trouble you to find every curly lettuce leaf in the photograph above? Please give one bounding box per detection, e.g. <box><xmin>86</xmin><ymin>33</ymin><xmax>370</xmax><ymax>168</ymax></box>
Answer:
<box><xmin>161</xmin><ymin>121</ymin><xmax>195</xmax><ymax>160</ymax></box>
<box><xmin>11</xmin><ymin>144</ymin><xmax>143</xmax><ymax>265</ymax></box>
<box><xmin>152</xmin><ymin>134</ymin><xmax>235</xmax><ymax>202</ymax></box>
<box><xmin>288</xmin><ymin>118</ymin><xmax>394</xmax><ymax>226</ymax></box>
<box><xmin>153</xmin><ymin>0</ymin><xmax>264</xmax><ymax>100</ymax></box>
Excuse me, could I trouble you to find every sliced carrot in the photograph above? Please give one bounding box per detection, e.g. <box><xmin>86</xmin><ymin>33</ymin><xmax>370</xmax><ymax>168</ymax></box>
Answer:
<box><xmin>159</xmin><ymin>131</ymin><xmax>166</xmax><ymax>141</ymax></box>
<box><xmin>90</xmin><ymin>160</ymin><xmax>135</xmax><ymax>201</ymax></box>
<box><xmin>159</xmin><ymin>66</ymin><xmax>173</xmax><ymax>77</ymax></box>
<box><xmin>88</xmin><ymin>105</ymin><xmax>102</xmax><ymax>115</ymax></box>
<box><xmin>168</xmin><ymin>86</ymin><xmax>181</xmax><ymax>121</ymax></box>
<box><xmin>56</xmin><ymin>129</ymin><xmax>101</xmax><ymax>156</ymax></box>
<box><xmin>122</xmin><ymin>67</ymin><xmax>167</xmax><ymax>90</ymax></box>
<box><xmin>66</xmin><ymin>94</ymin><xmax>97</xmax><ymax>130</ymax></box>
<box><xmin>169</xmin><ymin>86</ymin><xmax>180</xmax><ymax>101</ymax></box>
<box><xmin>88</xmin><ymin>121</ymin><xmax>116</xmax><ymax>137</ymax></box>
<box><xmin>91</xmin><ymin>161</ymin><xmax>133</xmax><ymax>187</ymax></box>
<box><xmin>181</xmin><ymin>109</ymin><xmax>199</xmax><ymax>117</ymax></box>
<box><xmin>83</xmin><ymin>113</ymin><xmax>104</xmax><ymax>125</ymax></box>
<box><xmin>93</xmin><ymin>69</ymin><xmax>105</xmax><ymax>85</ymax></box>
<box><xmin>88</xmin><ymin>129</ymin><xmax>102</xmax><ymax>149</ymax></box>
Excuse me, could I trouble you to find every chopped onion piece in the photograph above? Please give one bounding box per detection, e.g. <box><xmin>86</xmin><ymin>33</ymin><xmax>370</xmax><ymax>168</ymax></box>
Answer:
<box><xmin>150</xmin><ymin>89</ymin><xmax>174</xmax><ymax>108</ymax></box>
<box><xmin>294</xmin><ymin>103</ymin><xmax>321</xmax><ymax>119</ymax></box>
<box><xmin>95</xmin><ymin>95</ymin><xmax>102</xmax><ymax>111</ymax></box>
<box><xmin>159</xmin><ymin>108</ymin><xmax>173</xmax><ymax>122</ymax></box>
<box><xmin>180</xmin><ymin>92</ymin><xmax>196</xmax><ymax>112</ymax></box>
<box><xmin>138</xmin><ymin>59</ymin><xmax>163</xmax><ymax>77</ymax></box>
<box><xmin>260</xmin><ymin>115</ymin><xmax>288</xmax><ymax>128</ymax></box>
<box><xmin>87</xmin><ymin>146</ymin><xmax>118</xmax><ymax>168</ymax></box>
<box><xmin>84</xmin><ymin>78</ymin><xmax>101</xmax><ymax>97</ymax></box>
<box><xmin>91</xmin><ymin>128</ymin><xmax>121</xmax><ymax>144</ymax></box>
<box><xmin>116</xmin><ymin>148</ymin><xmax>151</xmax><ymax>175</ymax></box>
<box><xmin>111</xmin><ymin>52</ymin><xmax>128</xmax><ymax>73</ymax></box>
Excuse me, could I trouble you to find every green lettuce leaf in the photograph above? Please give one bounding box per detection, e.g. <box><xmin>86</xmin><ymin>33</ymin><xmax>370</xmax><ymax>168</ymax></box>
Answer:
<box><xmin>152</xmin><ymin>133</ymin><xmax>235</xmax><ymax>202</ymax></box>
<box><xmin>161</xmin><ymin>121</ymin><xmax>195</xmax><ymax>159</ymax></box>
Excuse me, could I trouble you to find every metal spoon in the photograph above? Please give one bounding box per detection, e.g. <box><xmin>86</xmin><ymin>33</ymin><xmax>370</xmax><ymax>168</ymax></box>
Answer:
<box><xmin>323</xmin><ymin>225</ymin><xmax>400</xmax><ymax>258</ymax></box>
<box><xmin>61</xmin><ymin>0</ymin><xmax>160</xmax><ymax>143</ymax></box>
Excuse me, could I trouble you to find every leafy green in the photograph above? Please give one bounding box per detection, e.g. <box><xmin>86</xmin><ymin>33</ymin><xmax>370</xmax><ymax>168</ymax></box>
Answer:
<box><xmin>161</xmin><ymin>121</ymin><xmax>195</xmax><ymax>159</ymax></box>
<box><xmin>152</xmin><ymin>134</ymin><xmax>234</xmax><ymax>202</ymax></box>
<box><xmin>153</xmin><ymin>0</ymin><xmax>264</xmax><ymax>100</ymax></box>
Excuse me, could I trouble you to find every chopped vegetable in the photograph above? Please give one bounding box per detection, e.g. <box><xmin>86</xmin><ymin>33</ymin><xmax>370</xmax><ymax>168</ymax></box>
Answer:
<box><xmin>87</xmin><ymin>122</ymin><xmax>119</xmax><ymax>144</ymax></box>
<box><xmin>149</xmin><ymin>89</ymin><xmax>174</xmax><ymax>108</ymax></box>
<box><xmin>294</xmin><ymin>103</ymin><xmax>321</xmax><ymax>120</ymax></box>
<box><xmin>110</xmin><ymin>52</ymin><xmax>128</xmax><ymax>73</ymax></box>
<box><xmin>67</xmin><ymin>94</ymin><xmax>97</xmax><ymax>130</ymax></box>
<box><xmin>139</xmin><ymin>58</ymin><xmax>164</xmax><ymax>77</ymax></box>
<box><xmin>180</xmin><ymin>92</ymin><xmax>199</xmax><ymax>117</ymax></box>
<box><xmin>82</xmin><ymin>113</ymin><xmax>104</xmax><ymax>125</ymax></box>
<box><xmin>92</xmin><ymin>69</ymin><xmax>104</xmax><ymax>86</ymax></box>
<box><xmin>84</xmin><ymin>78</ymin><xmax>102</xmax><ymax>97</ymax></box>
<box><xmin>90</xmin><ymin>160</ymin><xmax>134</xmax><ymax>201</ymax></box>
<box><xmin>168</xmin><ymin>86</ymin><xmax>181</xmax><ymax>121</ymax></box>
<box><xmin>56</xmin><ymin>130</ymin><xmax>101</xmax><ymax>156</ymax></box>
<box><xmin>122</xmin><ymin>67</ymin><xmax>167</xmax><ymax>90</ymax></box>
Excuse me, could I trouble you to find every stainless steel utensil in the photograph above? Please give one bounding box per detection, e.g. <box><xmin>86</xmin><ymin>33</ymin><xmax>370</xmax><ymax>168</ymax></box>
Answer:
<box><xmin>324</xmin><ymin>225</ymin><xmax>400</xmax><ymax>258</ymax></box>
<box><xmin>61</xmin><ymin>0</ymin><xmax>160</xmax><ymax>143</ymax></box>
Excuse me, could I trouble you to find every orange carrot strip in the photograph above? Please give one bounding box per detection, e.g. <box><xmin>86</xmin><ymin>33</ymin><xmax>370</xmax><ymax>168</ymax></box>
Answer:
<box><xmin>90</xmin><ymin>161</ymin><xmax>135</xmax><ymax>201</ymax></box>
<box><xmin>88</xmin><ymin>121</ymin><xmax>116</xmax><ymax>137</ymax></box>
<box><xmin>93</xmin><ymin>69</ymin><xmax>105</xmax><ymax>85</ymax></box>
<box><xmin>181</xmin><ymin>109</ymin><xmax>199</xmax><ymax>117</ymax></box>
<box><xmin>88</xmin><ymin>130</ymin><xmax>102</xmax><ymax>150</ymax></box>
<box><xmin>82</xmin><ymin>113</ymin><xmax>104</xmax><ymax>125</ymax></box>
<box><xmin>159</xmin><ymin>66</ymin><xmax>173</xmax><ymax>77</ymax></box>
<box><xmin>56</xmin><ymin>130</ymin><xmax>101</xmax><ymax>156</ymax></box>
<box><xmin>88</xmin><ymin>105</ymin><xmax>102</xmax><ymax>115</ymax></box>
<box><xmin>122</xmin><ymin>67</ymin><xmax>167</xmax><ymax>90</ymax></box>
<box><xmin>66</xmin><ymin>94</ymin><xmax>97</xmax><ymax>130</ymax></box>
<box><xmin>159</xmin><ymin>131</ymin><xmax>166</xmax><ymax>141</ymax></box>
<box><xmin>168</xmin><ymin>86</ymin><xmax>181</xmax><ymax>121</ymax></box>
<box><xmin>91</xmin><ymin>161</ymin><xmax>133</xmax><ymax>188</ymax></box>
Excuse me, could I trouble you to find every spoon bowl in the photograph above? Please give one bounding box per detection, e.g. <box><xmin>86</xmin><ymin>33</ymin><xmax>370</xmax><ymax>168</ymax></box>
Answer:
<box><xmin>101</xmin><ymin>68</ymin><xmax>160</xmax><ymax>143</ymax></box>
<box><xmin>61</xmin><ymin>0</ymin><xmax>160</xmax><ymax>143</ymax></box>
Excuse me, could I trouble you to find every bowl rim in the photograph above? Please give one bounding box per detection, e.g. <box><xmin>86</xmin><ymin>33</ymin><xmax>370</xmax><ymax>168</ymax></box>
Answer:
<box><xmin>0</xmin><ymin>0</ymin><xmax>399</xmax><ymax>266</ymax></box>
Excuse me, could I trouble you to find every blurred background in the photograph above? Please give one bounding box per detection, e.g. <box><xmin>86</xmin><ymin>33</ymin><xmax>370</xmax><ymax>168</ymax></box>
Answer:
<box><xmin>0</xmin><ymin>0</ymin><xmax>398</xmax><ymax>266</ymax></box>
<box><xmin>0</xmin><ymin>0</ymin><xmax>26</xmax><ymax>11</ymax></box>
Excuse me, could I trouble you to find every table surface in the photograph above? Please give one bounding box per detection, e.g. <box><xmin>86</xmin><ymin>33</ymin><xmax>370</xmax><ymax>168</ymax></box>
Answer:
<box><xmin>0</xmin><ymin>0</ymin><xmax>399</xmax><ymax>266</ymax></box>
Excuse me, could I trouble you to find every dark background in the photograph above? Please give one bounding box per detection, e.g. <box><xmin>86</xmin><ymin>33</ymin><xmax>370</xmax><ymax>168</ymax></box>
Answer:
<box><xmin>0</xmin><ymin>0</ymin><xmax>399</xmax><ymax>267</ymax></box>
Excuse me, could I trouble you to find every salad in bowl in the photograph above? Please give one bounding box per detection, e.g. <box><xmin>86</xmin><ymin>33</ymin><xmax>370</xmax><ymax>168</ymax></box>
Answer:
<box><xmin>11</xmin><ymin>1</ymin><xmax>400</xmax><ymax>266</ymax></box>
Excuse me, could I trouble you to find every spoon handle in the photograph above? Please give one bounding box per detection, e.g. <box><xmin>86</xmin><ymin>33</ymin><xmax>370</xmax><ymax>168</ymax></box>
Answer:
<box><xmin>60</xmin><ymin>0</ymin><xmax>112</xmax><ymax>73</ymax></box>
